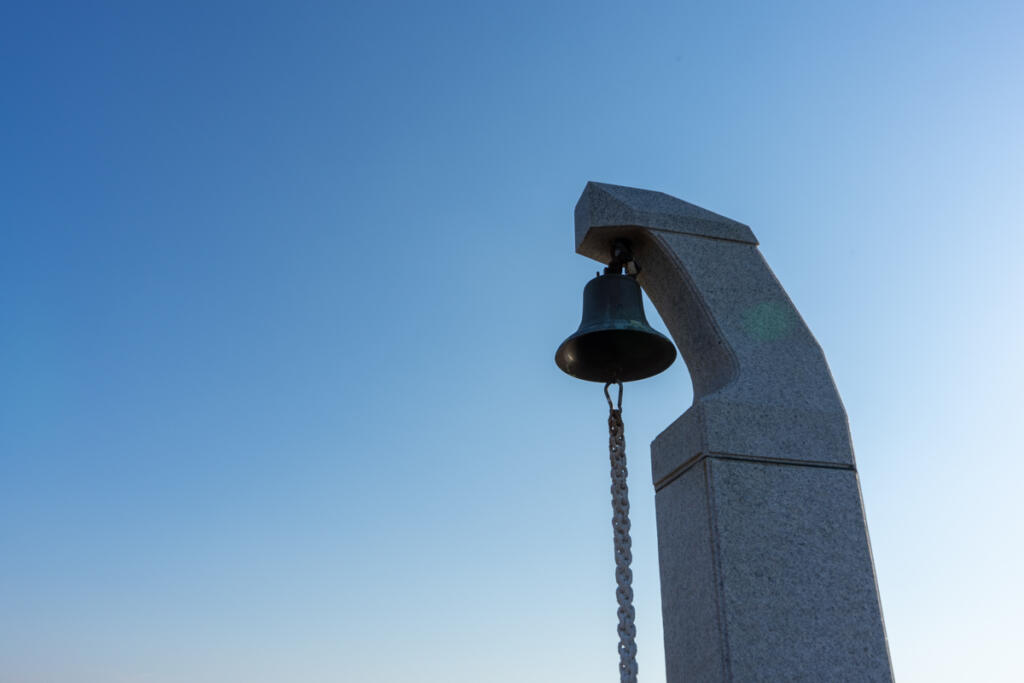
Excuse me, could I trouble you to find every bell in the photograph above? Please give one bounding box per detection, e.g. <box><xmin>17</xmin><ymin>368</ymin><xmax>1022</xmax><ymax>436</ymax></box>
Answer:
<box><xmin>555</xmin><ymin>273</ymin><xmax>676</xmax><ymax>382</ymax></box>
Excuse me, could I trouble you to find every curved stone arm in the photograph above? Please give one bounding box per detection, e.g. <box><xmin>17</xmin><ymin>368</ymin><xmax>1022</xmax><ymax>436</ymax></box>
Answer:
<box><xmin>574</xmin><ymin>182</ymin><xmax>855</xmax><ymax>489</ymax></box>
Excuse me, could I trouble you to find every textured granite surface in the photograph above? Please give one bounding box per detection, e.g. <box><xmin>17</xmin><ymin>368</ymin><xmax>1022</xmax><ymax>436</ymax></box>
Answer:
<box><xmin>574</xmin><ymin>181</ymin><xmax>758</xmax><ymax>247</ymax></box>
<box><xmin>572</xmin><ymin>182</ymin><xmax>892</xmax><ymax>682</ymax></box>
<box><xmin>654</xmin><ymin>458</ymin><xmax>725</xmax><ymax>682</ymax></box>
<box><xmin>656</xmin><ymin>458</ymin><xmax>892</xmax><ymax>682</ymax></box>
<box><xmin>574</xmin><ymin>182</ymin><xmax>854</xmax><ymax>481</ymax></box>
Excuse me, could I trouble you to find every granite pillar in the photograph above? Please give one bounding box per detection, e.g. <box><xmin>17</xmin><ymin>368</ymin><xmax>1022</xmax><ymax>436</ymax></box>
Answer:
<box><xmin>573</xmin><ymin>182</ymin><xmax>893</xmax><ymax>681</ymax></box>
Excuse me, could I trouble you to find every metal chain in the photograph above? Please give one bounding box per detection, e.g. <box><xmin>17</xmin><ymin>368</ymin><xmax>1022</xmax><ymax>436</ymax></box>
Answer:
<box><xmin>605</xmin><ymin>381</ymin><xmax>638</xmax><ymax>683</ymax></box>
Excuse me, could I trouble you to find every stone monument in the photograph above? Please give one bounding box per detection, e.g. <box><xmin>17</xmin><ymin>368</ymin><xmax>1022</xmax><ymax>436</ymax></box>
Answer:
<box><xmin>573</xmin><ymin>182</ymin><xmax>893</xmax><ymax>681</ymax></box>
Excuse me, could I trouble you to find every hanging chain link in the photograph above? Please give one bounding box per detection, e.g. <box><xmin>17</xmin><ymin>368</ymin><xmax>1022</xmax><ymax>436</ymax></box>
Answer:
<box><xmin>605</xmin><ymin>381</ymin><xmax>638</xmax><ymax>683</ymax></box>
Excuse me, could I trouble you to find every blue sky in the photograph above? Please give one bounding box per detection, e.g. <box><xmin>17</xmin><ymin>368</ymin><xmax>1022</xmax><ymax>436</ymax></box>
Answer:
<box><xmin>2</xmin><ymin>1</ymin><xmax>1022</xmax><ymax>681</ymax></box>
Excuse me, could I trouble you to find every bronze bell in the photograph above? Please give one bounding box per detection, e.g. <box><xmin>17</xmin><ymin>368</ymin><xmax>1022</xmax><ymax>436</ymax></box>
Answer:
<box><xmin>555</xmin><ymin>268</ymin><xmax>676</xmax><ymax>383</ymax></box>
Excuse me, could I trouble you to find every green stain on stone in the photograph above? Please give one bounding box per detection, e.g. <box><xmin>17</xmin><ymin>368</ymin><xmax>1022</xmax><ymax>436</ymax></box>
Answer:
<box><xmin>741</xmin><ymin>301</ymin><xmax>794</xmax><ymax>342</ymax></box>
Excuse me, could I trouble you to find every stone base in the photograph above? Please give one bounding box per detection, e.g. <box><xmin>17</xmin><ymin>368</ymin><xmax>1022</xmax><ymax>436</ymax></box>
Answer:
<box><xmin>656</xmin><ymin>455</ymin><xmax>893</xmax><ymax>682</ymax></box>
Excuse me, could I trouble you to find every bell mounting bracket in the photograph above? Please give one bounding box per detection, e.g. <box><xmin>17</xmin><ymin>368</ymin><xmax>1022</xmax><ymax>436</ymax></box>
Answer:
<box><xmin>603</xmin><ymin>238</ymin><xmax>641</xmax><ymax>277</ymax></box>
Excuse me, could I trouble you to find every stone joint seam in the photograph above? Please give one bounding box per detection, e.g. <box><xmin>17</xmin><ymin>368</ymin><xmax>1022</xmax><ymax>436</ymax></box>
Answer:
<box><xmin>653</xmin><ymin>451</ymin><xmax>857</xmax><ymax>492</ymax></box>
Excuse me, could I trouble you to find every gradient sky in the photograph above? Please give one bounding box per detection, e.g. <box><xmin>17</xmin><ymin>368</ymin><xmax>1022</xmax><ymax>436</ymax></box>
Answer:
<box><xmin>2</xmin><ymin>2</ymin><xmax>1022</xmax><ymax>681</ymax></box>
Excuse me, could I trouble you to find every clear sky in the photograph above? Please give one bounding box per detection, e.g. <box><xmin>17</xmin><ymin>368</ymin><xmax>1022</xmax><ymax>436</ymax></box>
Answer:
<box><xmin>2</xmin><ymin>1</ymin><xmax>1022</xmax><ymax>681</ymax></box>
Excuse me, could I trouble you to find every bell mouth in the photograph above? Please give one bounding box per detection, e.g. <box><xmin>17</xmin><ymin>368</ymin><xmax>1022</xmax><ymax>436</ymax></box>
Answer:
<box><xmin>555</xmin><ymin>271</ymin><xmax>677</xmax><ymax>382</ymax></box>
<box><xmin>555</xmin><ymin>327</ymin><xmax>676</xmax><ymax>383</ymax></box>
